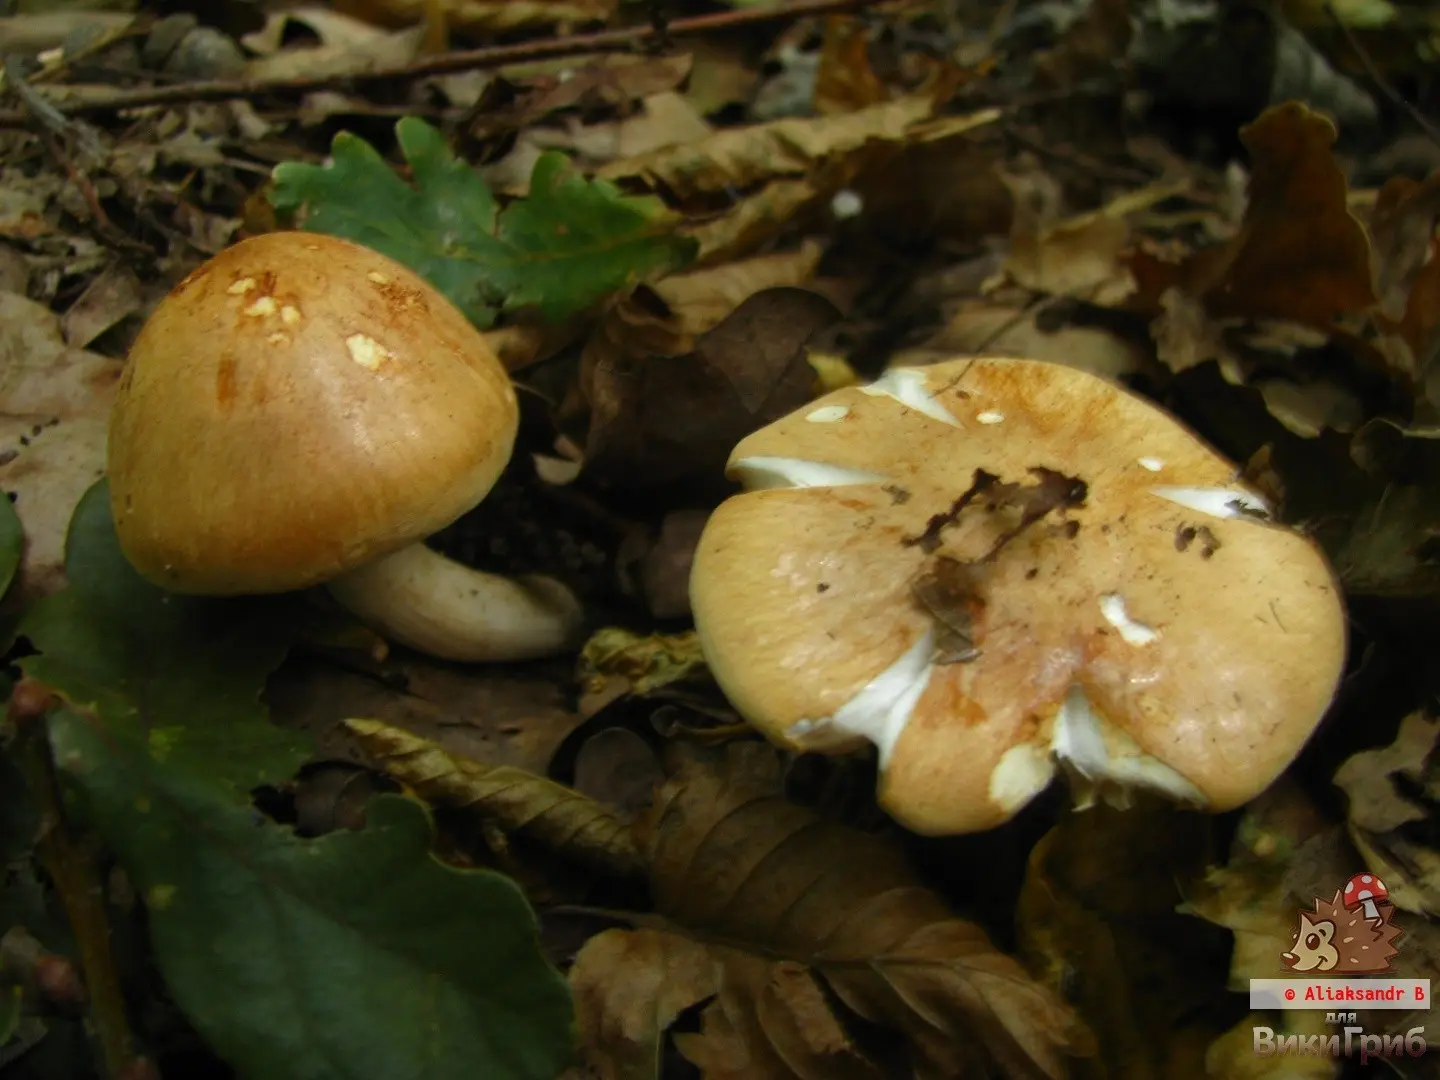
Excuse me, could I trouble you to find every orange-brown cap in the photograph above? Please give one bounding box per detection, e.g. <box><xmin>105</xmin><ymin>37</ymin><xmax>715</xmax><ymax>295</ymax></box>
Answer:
<box><xmin>690</xmin><ymin>357</ymin><xmax>1347</xmax><ymax>834</ymax></box>
<box><xmin>107</xmin><ymin>231</ymin><xmax>518</xmax><ymax>595</ymax></box>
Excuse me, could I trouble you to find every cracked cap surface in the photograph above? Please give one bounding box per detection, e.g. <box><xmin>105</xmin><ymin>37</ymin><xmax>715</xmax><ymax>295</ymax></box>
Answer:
<box><xmin>689</xmin><ymin>356</ymin><xmax>1347</xmax><ymax>834</ymax></box>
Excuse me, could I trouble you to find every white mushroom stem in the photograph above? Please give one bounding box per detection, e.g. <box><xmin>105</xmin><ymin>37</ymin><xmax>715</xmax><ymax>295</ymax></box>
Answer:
<box><xmin>325</xmin><ymin>542</ymin><xmax>585</xmax><ymax>662</ymax></box>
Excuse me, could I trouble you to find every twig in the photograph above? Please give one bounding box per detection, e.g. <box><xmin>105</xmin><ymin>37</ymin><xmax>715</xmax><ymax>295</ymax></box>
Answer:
<box><xmin>0</xmin><ymin>0</ymin><xmax>886</xmax><ymax>126</ymax></box>
<box><xmin>1325</xmin><ymin>2</ymin><xmax>1440</xmax><ymax>150</ymax></box>
<box><xmin>10</xmin><ymin>683</ymin><xmax>144</xmax><ymax>1080</ymax></box>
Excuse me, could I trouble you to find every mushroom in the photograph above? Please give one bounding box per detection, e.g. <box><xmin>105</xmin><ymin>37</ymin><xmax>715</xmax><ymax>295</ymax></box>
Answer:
<box><xmin>689</xmin><ymin>357</ymin><xmax>1347</xmax><ymax>834</ymax></box>
<box><xmin>106</xmin><ymin>231</ymin><xmax>584</xmax><ymax>662</ymax></box>
<box><xmin>1343</xmin><ymin>872</ymin><xmax>1388</xmax><ymax>921</ymax></box>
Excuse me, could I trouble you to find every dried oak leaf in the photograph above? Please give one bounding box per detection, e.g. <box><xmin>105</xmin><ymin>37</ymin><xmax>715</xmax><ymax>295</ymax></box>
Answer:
<box><xmin>598</xmin><ymin>96</ymin><xmax>999</xmax><ymax>264</ymax></box>
<box><xmin>1333</xmin><ymin>711</ymin><xmax>1440</xmax><ymax>916</ymax></box>
<box><xmin>570</xmin><ymin>741</ymin><xmax>1091</xmax><ymax>1080</ymax></box>
<box><xmin>344</xmin><ymin>716</ymin><xmax>644</xmax><ymax>879</ymax></box>
<box><xmin>1127</xmin><ymin>101</ymin><xmax>1376</xmax><ymax>330</ymax></box>
<box><xmin>578</xmin><ymin>286</ymin><xmax>840</xmax><ymax>492</ymax></box>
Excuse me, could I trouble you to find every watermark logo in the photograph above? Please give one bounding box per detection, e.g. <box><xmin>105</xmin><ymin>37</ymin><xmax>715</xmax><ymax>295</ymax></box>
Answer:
<box><xmin>1249</xmin><ymin>873</ymin><xmax>1429</xmax><ymax>1063</ymax></box>
<box><xmin>1281</xmin><ymin>872</ymin><xmax>1401</xmax><ymax>974</ymax></box>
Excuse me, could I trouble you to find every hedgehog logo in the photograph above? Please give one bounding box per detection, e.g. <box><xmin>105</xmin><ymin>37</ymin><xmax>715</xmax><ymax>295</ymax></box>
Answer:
<box><xmin>1280</xmin><ymin>873</ymin><xmax>1403</xmax><ymax>975</ymax></box>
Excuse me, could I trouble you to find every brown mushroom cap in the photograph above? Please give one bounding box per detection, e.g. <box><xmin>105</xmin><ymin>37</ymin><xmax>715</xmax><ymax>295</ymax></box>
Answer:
<box><xmin>107</xmin><ymin>231</ymin><xmax>519</xmax><ymax>595</ymax></box>
<box><xmin>690</xmin><ymin>357</ymin><xmax>1347</xmax><ymax>835</ymax></box>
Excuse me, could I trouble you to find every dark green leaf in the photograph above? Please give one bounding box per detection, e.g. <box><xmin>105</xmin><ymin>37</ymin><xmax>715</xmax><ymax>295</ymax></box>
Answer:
<box><xmin>17</xmin><ymin>481</ymin><xmax>311</xmax><ymax>797</ymax></box>
<box><xmin>0</xmin><ymin>494</ymin><xmax>19</xmax><ymax>601</ymax></box>
<box><xmin>49</xmin><ymin>704</ymin><xmax>574</xmax><ymax>1080</ymax></box>
<box><xmin>268</xmin><ymin>116</ymin><xmax>695</xmax><ymax>327</ymax></box>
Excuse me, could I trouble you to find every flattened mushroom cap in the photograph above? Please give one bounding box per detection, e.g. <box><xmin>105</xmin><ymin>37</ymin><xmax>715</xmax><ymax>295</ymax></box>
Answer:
<box><xmin>107</xmin><ymin>231</ymin><xmax>518</xmax><ymax>595</ymax></box>
<box><xmin>690</xmin><ymin>357</ymin><xmax>1347</xmax><ymax>834</ymax></box>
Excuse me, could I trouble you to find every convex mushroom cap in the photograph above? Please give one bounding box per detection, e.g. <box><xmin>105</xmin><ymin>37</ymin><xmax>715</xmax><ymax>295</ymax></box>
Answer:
<box><xmin>689</xmin><ymin>357</ymin><xmax>1347</xmax><ymax>834</ymax></box>
<box><xmin>107</xmin><ymin>230</ymin><xmax>583</xmax><ymax>661</ymax></box>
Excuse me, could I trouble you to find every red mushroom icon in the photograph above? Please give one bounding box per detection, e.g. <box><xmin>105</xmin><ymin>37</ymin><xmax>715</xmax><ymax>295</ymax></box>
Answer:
<box><xmin>1343</xmin><ymin>873</ymin><xmax>1389</xmax><ymax>921</ymax></box>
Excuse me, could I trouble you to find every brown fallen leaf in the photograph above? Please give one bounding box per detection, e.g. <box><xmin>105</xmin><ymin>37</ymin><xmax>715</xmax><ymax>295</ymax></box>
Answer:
<box><xmin>1001</xmin><ymin>181</ymin><xmax>1189</xmax><ymax>303</ymax></box>
<box><xmin>913</xmin><ymin>297</ymin><xmax>1146</xmax><ymax>381</ymax></box>
<box><xmin>571</xmin><ymin>930</ymin><xmax>719</xmax><ymax>1080</ymax></box>
<box><xmin>344</xmin><ymin>716</ymin><xmax>644</xmax><ymax>879</ymax></box>
<box><xmin>1333</xmin><ymin>711</ymin><xmax>1440</xmax><ymax>916</ymax></box>
<box><xmin>1017</xmin><ymin>795</ymin><xmax>1229</xmax><ymax>1080</ymax></box>
<box><xmin>578</xmin><ymin>286</ymin><xmax>841</xmax><ymax>492</ymax></box>
<box><xmin>651</xmin><ymin>240</ymin><xmax>824</xmax><ymax>336</ymax></box>
<box><xmin>1184</xmin><ymin>778</ymin><xmax>1439</xmax><ymax>1059</ymax></box>
<box><xmin>265</xmin><ymin>649</ymin><xmax>583</xmax><ymax>775</ymax></box>
<box><xmin>813</xmin><ymin>15</ymin><xmax>888</xmax><ymax>115</ymax></box>
<box><xmin>241</xmin><ymin>8</ymin><xmax>427</xmax><ymax>81</ymax></box>
<box><xmin>570</xmin><ymin>741</ymin><xmax>1092</xmax><ymax>1080</ymax></box>
<box><xmin>59</xmin><ymin>260</ymin><xmax>143</xmax><ymax>349</ymax></box>
<box><xmin>0</xmin><ymin>291</ymin><xmax>122</xmax><ymax>613</ymax></box>
<box><xmin>1127</xmin><ymin>102</ymin><xmax>1377</xmax><ymax>330</ymax></box>
<box><xmin>599</xmin><ymin>95</ymin><xmax>1000</xmax><ymax>263</ymax></box>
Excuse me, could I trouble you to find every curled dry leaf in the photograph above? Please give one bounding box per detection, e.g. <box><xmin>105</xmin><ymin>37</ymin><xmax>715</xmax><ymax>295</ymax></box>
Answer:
<box><xmin>570</xmin><ymin>741</ymin><xmax>1092</xmax><ymax>1080</ymax></box>
<box><xmin>1333</xmin><ymin>711</ymin><xmax>1440</xmax><ymax>916</ymax></box>
<box><xmin>343</xmin><ymin>717</ymin><xmax>644</xmax><ymax>879</ymax></box>
<box><xmin>598</xmin><ymin>95</ymin><xmax>1001</xmax><ymax>264</ymax></box>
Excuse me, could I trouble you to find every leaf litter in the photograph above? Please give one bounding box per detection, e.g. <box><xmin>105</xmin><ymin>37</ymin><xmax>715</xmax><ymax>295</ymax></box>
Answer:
<box><xmin>5</xmin><ymin>1</ymin><xmax>1440</xmax><ymax>1078</ymax></box>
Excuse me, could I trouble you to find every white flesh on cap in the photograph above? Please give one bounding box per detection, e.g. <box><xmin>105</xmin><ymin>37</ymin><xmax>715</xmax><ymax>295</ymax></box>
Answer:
<box><xmin>326</xmin><ymin>542</ymin><xmax>585</xmax><ymax>662</ymax></box>
<box><xmin>1049</xmin><ymin>687</ymin><xmax>1204</xmax><ymax>804</ymax></box>
<box><xmin>730</xmin><ymin>456</ymin><xmax>889</xmax><ymax>489</ymax></box>
<box><xmin>789</xmin><ymin>629</ymin><xmax>935</xmax><ymax>767</ymax></box>
<box><xmin>1150</xmin><ymin>485</ymin><xmax>1272</xmax><ymax>520</ymax></box>
<box><xmin>860</xmin><ymin>368</ymin><xmax>962</xmax><ymax>426</ymax></box>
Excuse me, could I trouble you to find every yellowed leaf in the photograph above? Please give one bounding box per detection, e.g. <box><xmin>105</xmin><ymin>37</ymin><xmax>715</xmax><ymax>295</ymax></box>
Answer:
<box><xmin>343</xmin><ymin>717</ymin><xmax>644</xmax><ymax>878</ymax></box>
<box><xmin>577</xmin><ymin>627</ymin><xmax>707</xmax><ymax>698</ymax></box>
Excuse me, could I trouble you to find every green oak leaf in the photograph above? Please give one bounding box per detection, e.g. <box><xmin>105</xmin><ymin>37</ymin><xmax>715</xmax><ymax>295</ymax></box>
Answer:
<box><xmin>50</xmin><ymin>704</ymin><xmax>574</xmax><ymax>1080</ymax></box>
<box><xmin>268</xmin><ymin>116</ymin><xmax>695</xmax><ymax>327</ymax></box>
<box><xmin>17</xmin><ymin>481</ymin><xmax>311</xmax><ymax>796</ymax></box>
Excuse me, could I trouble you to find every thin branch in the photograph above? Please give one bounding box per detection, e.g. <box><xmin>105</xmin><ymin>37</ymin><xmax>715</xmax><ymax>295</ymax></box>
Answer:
<box><xmin>0</xmin><ymin>0</ymin><xmax>886</xmax><ymax>126</ymax></box>
<box><xmin>10</xmin><ymin>683</ymin><xmax>145</xmax><ymax>1080</ymax></box>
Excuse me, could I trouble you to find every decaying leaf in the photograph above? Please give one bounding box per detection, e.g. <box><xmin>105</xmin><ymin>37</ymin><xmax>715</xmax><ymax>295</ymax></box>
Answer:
<box><xmin>0</xmin><ymin>292</ymin><xmax>123</xmax><ymax>613</ymax></box>
<box><xmin>578</xmin><ymin>627</ymin><xmax>707</xmax><ymax>699</ymax></box>
<box><xmin>599</xmin><ymin>96</ymin><xmax>1001</xmax><ymax>263</ymax></box>
<box><xmin>577</xmin><ymin>286</ymin><xmax>841</xmax><ymax>491</ymax></box>
<box><xmin>1017</xmin><ymin>796</ymin><xmax>1229</xmax><ymax>1079</ymax></box>
<box><xmin>344</xmin><ymin>716</ymin><xmax>644</xmax><ymax>879</ymax></box>
<box><xmin>1333</xmin><ymin>711</ymin><xmax>1440</xmax><ymax>915</ymax></box>
<box><xmin>1128</xmin><ymin>101</ymin><xmax>1376</xmax><ymax>330</ymax></box>
<box><xmin>571</xmin><ymin>741</ymin><xmax>1092</xmax><ymax>1080</ymax></box>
